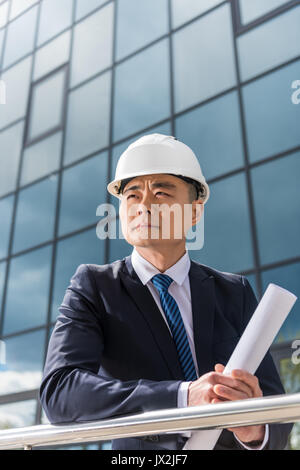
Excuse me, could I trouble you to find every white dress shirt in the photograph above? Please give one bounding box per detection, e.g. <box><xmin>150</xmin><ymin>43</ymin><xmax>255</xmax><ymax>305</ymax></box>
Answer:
<box><xmin>130</xmin><ymin>247</ymin><xmax>269</xmax><ymax>449</ymax></box>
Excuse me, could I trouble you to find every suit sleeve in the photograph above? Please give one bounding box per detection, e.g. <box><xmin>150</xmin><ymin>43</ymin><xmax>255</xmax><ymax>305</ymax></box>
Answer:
<box><xmin>39</xmin><ymin>264</ymin><xmax>182</xmax><ymax>424</ymax></box>
<box><xmin>235</xmin><ymin>276</ymin><xmax>294</xmax><ymax>450</ymax></box>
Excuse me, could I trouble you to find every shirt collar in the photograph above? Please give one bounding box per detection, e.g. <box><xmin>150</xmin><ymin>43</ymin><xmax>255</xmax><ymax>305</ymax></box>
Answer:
<box><xmin>131</xmin><ymin>247</ymin><xmax>191</xmax><ymax>286</ymax></box>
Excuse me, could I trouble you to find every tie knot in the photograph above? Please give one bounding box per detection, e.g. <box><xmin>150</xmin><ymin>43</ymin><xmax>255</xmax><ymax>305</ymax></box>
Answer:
<box><xmin>151</xmin><ymin>273</ymin><xmax>173</xmax><ymax>292</ymax></box>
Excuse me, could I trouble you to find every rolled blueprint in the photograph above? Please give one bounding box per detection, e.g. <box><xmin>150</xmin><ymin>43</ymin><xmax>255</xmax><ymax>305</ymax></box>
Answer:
<box><xmin>183</xmin><ymin>283</ymin><xmax>298</xmax><ymax>450</ymax></box>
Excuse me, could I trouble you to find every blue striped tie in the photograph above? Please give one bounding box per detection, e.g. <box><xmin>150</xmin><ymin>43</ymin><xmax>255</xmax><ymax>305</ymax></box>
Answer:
<box><xmin>151</xmin><ymin>273</ymin><xmax>197</xmax><ymax>381</ymax></box>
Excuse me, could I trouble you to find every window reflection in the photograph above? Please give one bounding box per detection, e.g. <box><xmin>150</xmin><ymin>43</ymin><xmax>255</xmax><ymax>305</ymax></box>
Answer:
<box><xmin>0</xmin><ymin>400</ymin><xmax>36</xmax><ymax>430</ymax></box>
<box><xmin>175</xmin><ymin>92</ymin><xmax>244</xmax><ymax>180</ymax></box>
<box><xmin>0</xmin><ymin>330</ymin><xmax>46</xmax><ymax>395</ymax></box>
<box><xmin>12</xmin><ymin>176</ymin><xmax>58</xmax><ymax>254</ymax></box>
<box><xmin>71</xmin><ymin>3</ymin><xmax>113</xmax><ymax>87</ymax></box>
<box><xmin>75</xmin><ymin>0</ymin><xmax>107</xmax><ymax>21</ymax></box>
<box><xmin>0</xmin><ymin>1</ymin><xmax>9</xmax><ymax>29</ymax></box>
<box><xmin>171</xmin><ymin>0</ymin><xmax>224</xmax><ymax>28</ymax></box>
<box><xmin>10</xmin><ymin>0</ymin><xmax>38</xmax><ymax>20</ymax></box>
<box><xmin>21</xmin><ymin>132</ymin><xmax>62</xmax><ymax>187</ymax></box>
<box><xmin>59</xmin><ymin>151</ymin><xmax>108</xmax><ymax>236</ymax></box>
<box><xmin>172</xmin><ymin>4</ymin><xmax>236</xmax><ymax>113</ymax></box>
<box><xmin>262</xmin><ymin>263</ymin><xmax>300</xmax><ymax>343</ymax></box>
<box><xmin>239</xmin><ymin>0</ymin><xmax>291</xmax><ymax>25</ymax></box>
<box><xmin>116</xmin><ymin>0</ymin><xmax>168</xmax><ymax>60</ymax></box>
<box><xmin>0</xmin><ymin>195</ymin><xmax>14</xmax><ymax>259</ymax></box>
<box><xmin>27</xmin><ymin>68</ymin><xmax>66</xmax><ymax>143</ymax></box>
<box><xmin>3</xmin><ymin>6</ymin><xmax>38</xmax><ymax>69</ymax></box>
<box><xmin>34</xmin><ymin>31</ymin><xmax>71</xmax><ymax>81</ymax></box>
<box><xmin>242</xmin><ymin>60</ymin><xmax>300</xmax><ymax>162</ymax></box>
<box><xmin>64</xmin><ymin>71</ymin><xmax>111</xmax><ymax>165</ymax></box>
<box><xmin>251</xmin><ymin>151</ymin><xmax>300</xmax><ymax>265</ymax></box>
<box><xmin>0</xmin><ymin>57</ymin><xmax>32</xmax><ymax>129</ymax></box>
<box><xmin>3</xmin><ymin>246</ymin><xmax>52</xmax><ymax>335</ymax></box>
<box><xmin>38</xmin><ymin>0</ymin><xmax>73</xmax><ymax>46</ymax></box>
<box><xmin>0</xmin><ymin>122</ymin><xmax>24</xmax><ymax>197</ymax></box>
<box><xmin>113</xmin><ymin>39</ymin><xmax>170</xmax><ymax>141</ymax></box>
<box><xmin>238</xmin><ymin>6</ymin><xmax>300</xmax><ymax>81</ymax></box>
<box><xmin>190</xmin><ymin>173</ymin><xmax>254</xmax><ymax>273</ymax></box>
<box><xmin>51</xmin><ymin>229</ymin><xmax>105</xmax><ymax>321</ymax></box>
<box><xmin>0</xmin><ymin>261</ymin><xmax>6</xmax><ymax>310</ymax></box>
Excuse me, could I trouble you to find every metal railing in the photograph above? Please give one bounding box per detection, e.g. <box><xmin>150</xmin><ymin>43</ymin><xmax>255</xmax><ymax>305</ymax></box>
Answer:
<box><xmin>0</xmin><ymin>392</ymin><xmax>299</xmax><ymax>450</ymax></box>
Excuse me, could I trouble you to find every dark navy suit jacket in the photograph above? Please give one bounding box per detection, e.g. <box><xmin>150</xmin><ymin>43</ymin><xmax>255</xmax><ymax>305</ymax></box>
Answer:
<box><xmin>39</xmin><ymin>255</ymin><xmax>293</xmax><ymax>450</ymax></box>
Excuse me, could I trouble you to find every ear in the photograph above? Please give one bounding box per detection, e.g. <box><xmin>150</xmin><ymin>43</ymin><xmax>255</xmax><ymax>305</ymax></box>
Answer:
<box><xmin>191</xmin><ymin>200</ymin><xmax>204</xmax><ymax>226</ymax></box>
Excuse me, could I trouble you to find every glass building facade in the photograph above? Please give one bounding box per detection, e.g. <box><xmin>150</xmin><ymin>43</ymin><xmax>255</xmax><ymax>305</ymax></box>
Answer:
<box><xmin>0</xmin><ymin>0</ymin><xmax>299</xmax><ymax>450</ymax></box>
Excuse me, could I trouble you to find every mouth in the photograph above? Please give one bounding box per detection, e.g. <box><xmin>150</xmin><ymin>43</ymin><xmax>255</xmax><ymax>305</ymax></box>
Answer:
<box><xmin>135</xmin><ymin>224</ymin><xmax>159</xmax><ymax>230</ymax></box>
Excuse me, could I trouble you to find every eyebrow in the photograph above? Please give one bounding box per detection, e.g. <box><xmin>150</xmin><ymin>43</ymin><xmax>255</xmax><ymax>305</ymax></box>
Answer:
<box><xmin>123</xmin><ymin>182</ymin><xmax>177</xmax><ymax>194</ymax></box>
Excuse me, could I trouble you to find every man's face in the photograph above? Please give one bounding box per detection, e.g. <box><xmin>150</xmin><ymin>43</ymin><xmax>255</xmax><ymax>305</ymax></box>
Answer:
<box><xmin>119</xmin><ymin>174</ymin><xmax>204</xmax><ymax>249</ymax></box>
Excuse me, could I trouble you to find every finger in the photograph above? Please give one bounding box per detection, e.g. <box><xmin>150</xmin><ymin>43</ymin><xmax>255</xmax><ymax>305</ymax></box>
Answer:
<box><xmin>231</xmin><ymin>370</ymin><xmax>262</xmax><ymax>397</ymax></box>
<box><xmin>214</xmin><ymin>363</ymin><xmax>225</xmax><ymax>373</ymax></box>
<box><xmin>213</xmin><ymin>373</ymin><xmax>253</xmax><ymax>398</ymax></box>
<box><xmin>213</xmin><ymin>384</ymin><xmax>249</xmax><ymax>401</ymax></box>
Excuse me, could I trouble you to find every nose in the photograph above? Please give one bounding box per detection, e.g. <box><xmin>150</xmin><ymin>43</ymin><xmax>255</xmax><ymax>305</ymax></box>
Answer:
<box><xmin>135</xmin><ymin>188</ymin><xmax>154</xmax><ymax>217</ymax></box>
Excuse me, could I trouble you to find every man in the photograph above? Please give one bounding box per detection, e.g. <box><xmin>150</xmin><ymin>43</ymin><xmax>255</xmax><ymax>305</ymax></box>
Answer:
<box><xmin>40</xmin><ymin>133</ymin><xmax>293</xmax><ymax>450</ymax></box>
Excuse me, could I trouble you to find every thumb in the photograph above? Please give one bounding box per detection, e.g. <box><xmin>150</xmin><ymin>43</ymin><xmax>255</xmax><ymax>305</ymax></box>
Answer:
<box><xmin>214</xmin><ymin>363</ymin><xmax>225</xmax><ymax>373</ymax></box>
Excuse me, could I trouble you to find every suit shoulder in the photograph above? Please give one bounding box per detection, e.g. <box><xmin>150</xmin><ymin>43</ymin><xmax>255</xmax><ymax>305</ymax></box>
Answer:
<box><xmin>192</xmin><ymin>260</ymin><xmax>244</xmax><ymax>286</ymax></box>
<box><xmin>83</xmin><ymin>258</ymin><xmax>125</xmax><ymax>280</ymax></box>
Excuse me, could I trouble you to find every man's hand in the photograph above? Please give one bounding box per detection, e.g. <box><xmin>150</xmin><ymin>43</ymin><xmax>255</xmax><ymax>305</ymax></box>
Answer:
<box><xmin>187</xmin><ymin>363</ymin><xmax>265</xmax><ymax>445</ymax></box>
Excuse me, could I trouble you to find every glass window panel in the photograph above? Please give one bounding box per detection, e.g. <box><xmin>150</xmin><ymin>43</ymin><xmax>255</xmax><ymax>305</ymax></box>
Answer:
<box><xmin>173</xmin><ymin>4</ymin><xmax>237</xmax><ymax>113</ymax></box>
<box><xmin>27</xmin><ymin>68</ymin><xmax>66</xmax><ymax>143</ymax></box>
<box><xmin>108</xmin><ymin>228</ymin><xmax>132</xmax><ymax>263</ymax></box>
<box><xmin>0</xmin><ymin>329</ymin><xmax>46</xmax><ymax>395</ymax></box>
<box><xmin>251</xmin><ymin>152</ymin><xmax>300</xmax><ymax>266</ymax></box>
<box><xmin>0</xmin><ymin>400</ymin><xmax>36</xmax><ymax>430</ymax></box>
<box><xmin>10</xmin><ymin>0</ymin><xmax>39</xmax><ymax>20</ymax></box>
<box><xmin>12</xmin><ymin>176</ymin><xmax>58</xmax><ymax>254</ymax></box>
<box><xmin>116</xmin><ymin>0</ymin><xmax>168</xmax><ymax>61</ymax></box>
<box><xmin>175</xmin><ymin>92</ymin><xmax>244</xmax><ymax>180</ymax></box>
<box><xmin>242</xmin><ymin>60</ymin><xmax>300</xmax><ymax>163</ymax></box>
<box><xmin>239</xmin><ymin>0</ymin><xmax>291</xmax><ymax>25</ymax></box>
<box><xmin>0</xmin><ymin>261</ymin><xmax>6</xmax><ymax>312</ymax></box>
<box><xmin>113</xmin><ymin>39</ymin><xmax>170</xmax><ymax>141</ymax></box>
<box><xmin>51</xmin><ymin>229</ymin><xmax>105</xmax><ymax>321</ymax></box>
<box><xmin>75</xmin><ymin>0</ymin><xmax>107</xmax><ymax>20</ymax></box>
<box><xmin>34</xmin><ymin>30</ymin><xmax>71</xmax><ymax>81</ymax></box>
<box><xmin>171</xmin><ymin>0</ymin><xmax>224</xmax><ymax>28</ymax></box>
<box><xmin>59</xmin><ymin>151</ymin><xmax>108</xmax><ymax>236</ymax></box>
<box><xmin>261</xmin><ymin>263</ymin><xmax>300</xmax><ymax>343</ymax></box>
<box><xmin>3</xmin><ymin>5</ymin><xmax>38</xmax><ymax>69</ymax></box>
<box><xmin>3</xmin><ymin>247</ymin><xmax>52</xmax><ymax>335</ymax></box>
<box><xmin>0</xmin><ymin>28</ymin><xmax>4</xmax><ymax>58</ymax></box>
<box><xmin>0</xmin><ymin>56</ymin><xmax>32</xmax><ymax>129</ymax></box>
<box><xmin>64</xmin><ymin>71</ymin><xmax>111</xmax><ymax>165</ymax></box>
<box><xmin>0</xmin><ymin>122</ymin><xmax>24</xmax><ymax>197</ymax></box>
<box><xmin>0</xmin><ymin>1</ymin><xmax>9</xmax><ymax>28</ymax></box>
<box><xmin>0</xmin><ymin>195</ymin><xmax>14</xmax><ymax>259</ymax></box>
<box><xmin>238</xmin><ymin>6</ymin><xmax>300</xmax><ymax>82</ymax></box>
<box><xmin>37</xmin><ymin>0</ymin><xmax>73</xmax><ymax>46</ymax></box>
<box><xmin>21</xmin><ymin>132</ymin><xmax>62</xmax><ymax>187</ymax></box>
<box><xmin>190</xmin><ymin>173</ymin><xmax>254</xmax><ymax>273</ymax></box>
<box><xmin>110</xmin><ymin>121</ymin><xmax>172</xmax><ymax>213</ymax></box>
<box><xmin>71</xmin><ymin>3</ymin><xmax>113</xmax><ymax>87</ymax></box>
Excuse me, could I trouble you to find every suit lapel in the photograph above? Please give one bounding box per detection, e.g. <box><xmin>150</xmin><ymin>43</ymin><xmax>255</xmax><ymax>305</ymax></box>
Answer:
<box><xmin>119</xmin><ymin>254</ymin><xmax>215</xmax><ymax>380</ymax></box>
<box><xmin>119</xmin><ymin>255</ymin><xmax>185</xmax><ymax>380</ymax></box>
<box><xmin>189</xmin><ymin>260</ymin><xmax>216</xmax><ymax>376</ymax></box>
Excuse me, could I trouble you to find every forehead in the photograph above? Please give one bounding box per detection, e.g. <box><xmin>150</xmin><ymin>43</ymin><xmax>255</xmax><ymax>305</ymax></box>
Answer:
<box><xmin>124</xmin><ymin>174</ymin><xmax>181</xmax><ymax>188</ymax></box>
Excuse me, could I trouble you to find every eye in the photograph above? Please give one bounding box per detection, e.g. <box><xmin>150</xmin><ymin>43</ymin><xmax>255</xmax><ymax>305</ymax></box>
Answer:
<box><xmin>127</xmin><ymin>194</ymin><xmax>136</xmax><ymax>199</ymax></box>
<box><xmin>156</xmin><ymin>192</ymin><xmax>169</xmax><ymax>196</ymax></box>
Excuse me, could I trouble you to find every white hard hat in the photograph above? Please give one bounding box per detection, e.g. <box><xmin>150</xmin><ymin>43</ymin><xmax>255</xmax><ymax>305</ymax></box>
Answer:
<box><xmin>107</xmin><ymin>133</ymin><xmax>210</xmax><ymax>204</ymax></box>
